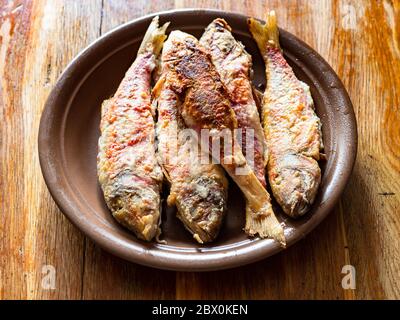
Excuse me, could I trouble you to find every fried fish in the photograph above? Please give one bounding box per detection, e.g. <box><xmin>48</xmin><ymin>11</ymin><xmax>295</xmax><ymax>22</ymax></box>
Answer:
<box><xmin>97</xmin><ymin>17</ymin><xmax>169</xmax><ymax>241</ymax></box>
<box><xmin>200</xmin><ymin>18</ymin><xmax>272</xmax><ymax>238</ymax></box>
<box><xmin>154</xmin><ymin>79</ymin><xmax>228</xmax><ymax>243</ymax></box>
<box><xmin>157</xmin><ymin>30</ymin><xmax>285</xmax><ymax>246</ymax></box>
<box><xmin>248</xmin><ymin>11</ymin><xmax>323</xmax><ymax>217</ymax></box>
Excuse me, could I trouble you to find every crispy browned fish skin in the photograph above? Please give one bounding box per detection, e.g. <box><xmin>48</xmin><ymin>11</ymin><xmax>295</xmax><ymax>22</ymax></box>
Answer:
<box><xmin>161</xmin><ymin>30</ymin><xmax>285</xmax><ymax>246</ymax></box>
<box><xmin>200</xmin><ymin>18</ymin><xmax>268</xmax><ymax>186</ymax></box>
<box><xmin>248</xmin><ymin>11</ymin><xmax>323</xmax><ymax>217</ymax></box>
<box><xmin>200</xmin><ymin>18</ymin><xmax>272</xmax><ymax>236</ymax></box>
<box><xmin>154</xmin><ymin>82</ymin><xmax>228</xmax><ymax>243</ymax></box>
<box><xmin>97</xmin><ymin>17</ymin><xmax>168</xmax><ymax>241</ymax></box>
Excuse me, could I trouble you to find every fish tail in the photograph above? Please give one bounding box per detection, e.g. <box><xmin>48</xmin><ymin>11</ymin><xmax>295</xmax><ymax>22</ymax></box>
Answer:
<box><xmin>138</xmin><ymin>16</ymin><xmax>170</xmax><ymax>56</ymax></box>
<box><xmin>245</xmin><ymin>203</ymin><xmax>286</xmax><ymax>247</ymax></box>
<box><xmin>248</xmin><ymin>10</ymin><xmax>281</xmax><ymax>55</ymax></box>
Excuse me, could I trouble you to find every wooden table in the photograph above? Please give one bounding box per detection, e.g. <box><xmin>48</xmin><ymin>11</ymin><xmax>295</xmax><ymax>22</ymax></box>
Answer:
<box><xmin>1</xmin><ymin>0</ymin><xmax>399</xmax><ymax>300</ymax></box>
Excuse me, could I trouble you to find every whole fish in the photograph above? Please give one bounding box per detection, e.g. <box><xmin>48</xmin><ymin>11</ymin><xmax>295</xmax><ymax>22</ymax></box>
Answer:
<box><xmin>157</xmin><ymin>30</ymin><xmax>285</xmax><ymax>246</ymax></box>
<box><xmin>200</xmin><ymin>18</ymin><xmax>270</xmax><ymax>237</ymax></box>
<box><xmin>154</xmin><ymin>80</ymin><xmax>228</xmax><ymax>243</ymax></box>
<box><xmin>97</xmin><ymin>17</ymin><xmax>169</xmax><ymax>241</ymax></box>
<box><xmin>248</xmin><ymin>11</ymin><xmax>323</xmax><ymax>217</ymax></box>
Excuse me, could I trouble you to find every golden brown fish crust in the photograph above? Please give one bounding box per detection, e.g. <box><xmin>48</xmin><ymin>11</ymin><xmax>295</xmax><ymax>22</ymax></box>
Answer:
<box><xmin>154</xmin><ymin>80</ymin><xmax>228</xmax><ymax>243</ymax></box>
<box><xmin>160</xmin><ymin>30</ymin><xmax>285</xmax><ymax>246</ymax></box>
<box><xmin>97</xmin><ymin>17</ymin><xmax>168</xmax><ymax>241</ymax></box>
<box><xmin>200</xmin><ymin>18</ymin><xmax>268</xmax><ymax>187</ymax></box>
<box><xmin>200</xmin><ymin>19</ymin><xmax>273</xmax><ymax>236</ymax></box>
<box><xmin>248</xmin><ymin>11</ymin><xmax>323</xmax><ymax>217</ymax></box>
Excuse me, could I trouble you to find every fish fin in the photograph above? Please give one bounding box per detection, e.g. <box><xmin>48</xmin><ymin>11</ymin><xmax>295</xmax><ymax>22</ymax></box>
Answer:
<box><xmin>160</xmin><ymin>161</ymin><xmax>173</xmax><ymax>184</ymax></box>
<box><xmin>100</xmin><ymin>99</ymin><xmax>113</xmax><ymax>118</ymax></box>
<box><xmin>138</xmin><ymin>16</ymin><xmax>170</xmax><ymax>56</ymax></box>
<box><xmin>252</xmin><ymin>85</ymin><xmax>263</xmax><ymax>114</ymax></box>
<box><xmin>167</xmin><ymin>192</ymin><xmax>177</xmax><ymax>206</ymax></box>
<box><xmin>152</xmin><ymin>74</ymin><xmax>166</xmax><ymax>99</ymax></box>
<box><xmin>155</xmin><ymin>201</ymin><xmax>167</xmax><ymax>244</ymax></box>
<box><xmin>193</xmin><ymin>234</ymin><xmax>204</xmax><ymax>244</ymax></box>
<box><xmin>248</xmin><ymin>10</ymin><xmax>281</xmax><ymax>55</ymax></box>
<box><xmin>211</xmin><ymin>18</ymin><xmax>232</xmax><ymax>31</ymax></box>
<box><xmin>250</xmin><ymin>85</ymin><xmax>270</xmax><ymax>166</ymax></box>
<box><xmin>245</xmin><ymin>203</ymin><xmax>286</xmax><ymax>247</ymax></box>
<box><xmin>155</xmin><ymin>232</ymin><xmax>167</xmax><ymax>244</ymax></box>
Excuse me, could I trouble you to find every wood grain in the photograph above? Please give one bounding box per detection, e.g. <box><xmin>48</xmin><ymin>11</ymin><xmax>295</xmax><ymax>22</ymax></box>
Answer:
<box><xmin>0</xmin><ymin>0</ymin><xmax>399</xmax><ymax>299</ymax></box>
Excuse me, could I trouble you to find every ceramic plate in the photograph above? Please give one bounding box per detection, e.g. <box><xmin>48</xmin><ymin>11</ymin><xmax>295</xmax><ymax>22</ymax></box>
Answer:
<box><xmin>38</xmin><ymin>9</ymin><xmax>357</xmax><ymax>271</ymax></box>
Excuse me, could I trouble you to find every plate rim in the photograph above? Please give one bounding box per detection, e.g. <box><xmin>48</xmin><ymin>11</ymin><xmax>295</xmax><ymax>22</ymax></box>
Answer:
<box><xmin>38</xmin><ymin>8</ymin><xmax>358</xmax><ymax>271</ymax></box>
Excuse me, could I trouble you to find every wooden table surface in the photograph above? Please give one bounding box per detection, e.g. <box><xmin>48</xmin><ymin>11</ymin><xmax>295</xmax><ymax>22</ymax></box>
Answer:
<box><xmin>1</xmin><ymin>0</ymin><xmax>399</xmax><ymax>300</ymax></box>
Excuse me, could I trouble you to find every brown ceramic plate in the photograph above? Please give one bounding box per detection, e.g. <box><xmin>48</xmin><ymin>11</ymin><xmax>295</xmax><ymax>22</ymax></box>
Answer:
<box><xmin>38</xmin><ymin>9</ymin><xmax>357</xmax><ymax>271</ymax></box>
